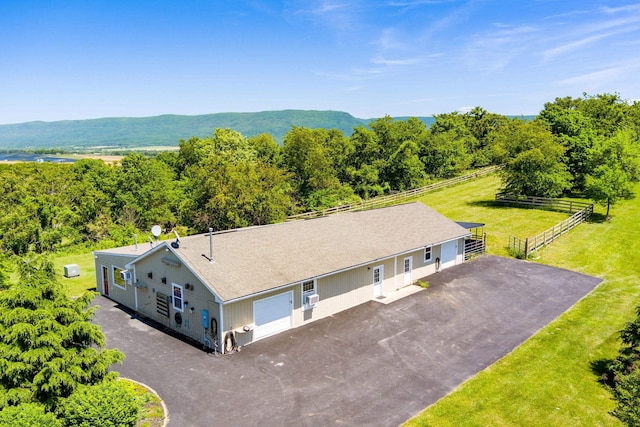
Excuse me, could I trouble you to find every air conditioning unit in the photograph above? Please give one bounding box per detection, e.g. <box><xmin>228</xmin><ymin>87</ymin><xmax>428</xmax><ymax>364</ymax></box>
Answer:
<box><xmin>119</xmin><ymin>270</ymin><xmax>132</xmax><ymax>283</ymax></box>
<box><xmin>306</xmin><ymin>294</ymin><xmax>320</xmax><ymax>306</ymax></box>
<box><xmin>63</xmin><ymin>264</ymin><xmax>80</xmax><ymax>278</ymax></box>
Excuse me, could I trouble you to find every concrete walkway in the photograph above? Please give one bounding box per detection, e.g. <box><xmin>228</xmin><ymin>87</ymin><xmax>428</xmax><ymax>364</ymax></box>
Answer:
<box><xmin>93</xmin><ymin>255</ymin><xmax>601</xmax><ymax>427</ymax></box>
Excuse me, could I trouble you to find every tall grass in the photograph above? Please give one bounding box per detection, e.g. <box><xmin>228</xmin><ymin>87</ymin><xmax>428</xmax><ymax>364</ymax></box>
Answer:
<box><xmin>405</xmin><ymin>175</ymin><xmax>640</xmax><ymax>426</ymax></box>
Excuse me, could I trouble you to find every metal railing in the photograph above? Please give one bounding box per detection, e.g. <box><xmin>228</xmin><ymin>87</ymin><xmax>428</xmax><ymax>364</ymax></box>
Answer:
<box><xmin>287</xmin><ymin>165</ymin><xmax>502</xmax><ymax>220</ymax></box>
<box><xmin>464</xmin><ymin>234</ymin><xmax>486</xmax><ymax>261</ymax></box>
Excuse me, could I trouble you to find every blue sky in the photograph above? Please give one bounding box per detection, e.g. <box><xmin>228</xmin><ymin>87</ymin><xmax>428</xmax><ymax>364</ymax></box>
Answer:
<box><xmin>1</xmin><ymin>1</ymin><xmax>639</xmax><ymax>124</ymax></box>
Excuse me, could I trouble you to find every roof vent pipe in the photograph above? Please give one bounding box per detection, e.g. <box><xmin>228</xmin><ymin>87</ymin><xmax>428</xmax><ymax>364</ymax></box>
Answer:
<box><xmin>209</xmin><ymin>228</ymin><xmax>214</xmax><ymax>263</ymax></box>
<box><xmin>134</xmin><ymin>234</ymin><xmax>138</xmax><ymax>251</ymax></box>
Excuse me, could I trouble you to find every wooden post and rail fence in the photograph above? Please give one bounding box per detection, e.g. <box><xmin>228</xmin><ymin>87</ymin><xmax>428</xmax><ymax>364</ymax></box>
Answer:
<box><xmin>287</xmin><ymin>165</ymin><xmax>502</xmax><ymax>220</ymax></box>
<box><xmin>496</xmin><ymin>193</ymin><xmax>594</xmax><ymax>258</ymax></box>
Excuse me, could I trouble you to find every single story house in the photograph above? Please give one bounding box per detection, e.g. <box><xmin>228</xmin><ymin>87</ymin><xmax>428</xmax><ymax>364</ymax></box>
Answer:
<box><xmin>93</xmin><ymin>202</ymin><xmax>471</xmax><ymax>353</ymax></box>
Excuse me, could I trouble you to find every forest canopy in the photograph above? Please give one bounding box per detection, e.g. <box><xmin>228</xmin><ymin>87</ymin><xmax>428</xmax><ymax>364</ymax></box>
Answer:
<box><xmin>0</xmin><ymin>93</ymin><xmax>638</xmax><ymax>257</ymax></box>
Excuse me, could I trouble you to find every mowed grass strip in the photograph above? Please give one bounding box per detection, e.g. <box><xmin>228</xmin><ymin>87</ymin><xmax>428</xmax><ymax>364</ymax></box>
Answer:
<box><xmin>53</xmin><ymin>252</ymin><xmax>98</xmax><ymax>297</ymax></box>
<box><xmin>405</xmin><ymin>176</ymin><xmax>640</xmax><ymax>426</ymax></box>
<box><xmin>413</xmin><ymin>174</ymin><xmax>571</xmax><ymax>257</ymax></box>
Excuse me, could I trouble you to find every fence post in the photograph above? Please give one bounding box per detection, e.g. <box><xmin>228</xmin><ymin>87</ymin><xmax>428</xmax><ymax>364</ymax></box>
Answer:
<box><xmin>524</xmin><ymin>237</ymin><xmax>529</xmax><ymax>259</ymax></box>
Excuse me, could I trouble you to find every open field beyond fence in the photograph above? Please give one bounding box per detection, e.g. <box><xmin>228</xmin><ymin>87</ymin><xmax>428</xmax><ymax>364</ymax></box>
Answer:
<box><xmin>407</xmin><ymin>176</ymin><xmax>639</xmax><ymax>426</ymax></box>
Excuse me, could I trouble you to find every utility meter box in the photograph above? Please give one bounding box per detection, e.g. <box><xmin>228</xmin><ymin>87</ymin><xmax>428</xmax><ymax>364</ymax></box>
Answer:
<box><xmin>63</xmin><ymin>264</ymin><xmax>80</xmax><ymax>278</ymax></box>
<box><xmin>201</xmin><ymin>309</ymin><xmax>209</xmax><ymax>329</ymax></box>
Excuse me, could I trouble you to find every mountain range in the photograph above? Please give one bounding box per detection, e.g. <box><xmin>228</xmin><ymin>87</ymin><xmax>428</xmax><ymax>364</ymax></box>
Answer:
<box><xmin>0</xmin><ymin>110</ymin><xmax>440</xmax><ymax>150</ymax></box>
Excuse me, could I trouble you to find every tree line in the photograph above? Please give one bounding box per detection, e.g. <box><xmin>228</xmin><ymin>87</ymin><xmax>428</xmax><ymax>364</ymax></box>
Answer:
<box><xmin>0</xmin><ymin>92</ymin><xmax>639</xmax><ymax>425</ymax></box>
<box><xmin>0</xmin><ymin>93</ymin><xmax>639</xmax><ymax>258</ymax></box>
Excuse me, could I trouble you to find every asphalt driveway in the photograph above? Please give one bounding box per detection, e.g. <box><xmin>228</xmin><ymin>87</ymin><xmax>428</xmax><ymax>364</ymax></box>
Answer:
<box><xmin>93</xmin><ymin>255</ymin><xmax>601</xmax><ymax>427</ymax></box>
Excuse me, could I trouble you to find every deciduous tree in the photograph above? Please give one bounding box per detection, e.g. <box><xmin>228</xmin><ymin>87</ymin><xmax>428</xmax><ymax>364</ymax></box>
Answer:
<box><xmin>494</xmin><ymin>120</ymin><xmax>572</xmax><ymax>197</ymax></box>
<box><xmin>585</xmin><ymin>128</ymin><xmax>640</xmax><ymax>218</ymax></box>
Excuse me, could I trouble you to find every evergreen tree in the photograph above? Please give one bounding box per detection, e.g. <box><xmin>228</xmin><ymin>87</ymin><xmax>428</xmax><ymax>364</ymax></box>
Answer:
<box><xmin>0</xmin><ymin>256</ymin><xmax>124</xmax><ymax>410</ymax></box>
<box><xmin>605</xmin><ymin>305</ymin><xmax>640</xmax><ymax>426</ymax></box>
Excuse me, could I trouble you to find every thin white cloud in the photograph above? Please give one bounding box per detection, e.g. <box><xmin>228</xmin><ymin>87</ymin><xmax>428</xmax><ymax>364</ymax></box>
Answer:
<box><xmin>460</xmin><ymin>1</ymin><xmax>640</xmax><ymax>74</ymax></box>
<box><xmin>375</xmin><ymin>28</ymin><xmax>407</xmax><ymax>50</ymax></box>
<box><xmin>556</xmin><ymin>61</ymin><xmax>640</xmax><ymax>87</ymax></box>
<box><xmin>541</xmin><ymin>32</ymin><xmax>614</xmax><ymax>61</ymax></box>
<box><xmin>540</xmin><ymin>16</ymin><xmax>640</xmax><ymax>62</ymax></box>
<box><xmin>313</xmin><ymin>66</ymin><xmax>387</xmax><ymax>81</ymax></box>
<box><xmin>462</xmin><ymin>24</ymin><xmax>539</xmax><ymax>71</ymax></box>
<box><xmin>370</xmin><ymin>56</ymin><xmax>425</xmax><ymax>65</ymax></box>
<box><xmin>489</xmin><ymin>23</ymin><xmax>538</xmax><ymax>36</ymax></box>
<box><xmin>288</xmin><ymin>1</ymin><xmax>364</xmax><ymax>35</ymax></box>
<box><xmin>388</xmin><ymin>0</ymin><xmax>453</xmax><ymax>6</ymax></box>
<box><xmin>420</xmin><ymin>3</ymin><xmax>473</xmax><ymax>40</ymax></box>
<box><xmin>602</xmin><ymin>3</ymin><xmax>640</xmax><ymax>14</ymax></box>
<box><xmin>311</xmin><ymin>2</ymin><xmax>349</xmax><ymax>14</ymax></box>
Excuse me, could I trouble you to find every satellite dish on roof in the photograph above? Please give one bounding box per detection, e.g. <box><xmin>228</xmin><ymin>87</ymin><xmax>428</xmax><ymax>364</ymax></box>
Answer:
<box><xmin>151</xmin><ymin>225</ymin><xmax>162</xmax><ymax>237</ymax></box>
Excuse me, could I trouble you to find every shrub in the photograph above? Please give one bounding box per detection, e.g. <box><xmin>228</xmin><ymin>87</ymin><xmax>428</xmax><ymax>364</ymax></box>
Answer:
<box><xmin>0</xmin><ymin>402</ymin><xmax>62</xmax><ymax>427</ymax></box>
<box><xmin>417</xmin><ymin>280</ymin><xmax>430</xmax><ymax>289</ymax></box>
<box><xmin>60</xmin><ymin>380</ymin><xmax>141</xmax><ymax>427</ymax></box>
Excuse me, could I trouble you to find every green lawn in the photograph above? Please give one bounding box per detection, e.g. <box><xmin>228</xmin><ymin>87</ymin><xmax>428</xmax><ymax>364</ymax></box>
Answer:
<box><xmin>415</xmin><ymin>175</ymin><xmax>570</xmax><ymax>258</ymax></box>
<box><xmin>53</xmin><ymin>252</ymin><xmax>98</xmax><ymax>297</ymax></box>
<box><xmin>404</xmin><ymin>175</ymin><xmax>640</xmax><ymax>426</ymax></box>
<box><xmin>49</xmin><ymin>173</ymin><xmax>638</xmax><ymax>425</ymax></box>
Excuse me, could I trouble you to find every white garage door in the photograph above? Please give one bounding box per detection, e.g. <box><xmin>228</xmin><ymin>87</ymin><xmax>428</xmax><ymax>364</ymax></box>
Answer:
<box><xmin>253</xmin><ymin>291</ymin><xmax>293</xmax><ymax>340</ymax></box>
<box><xmin>441</xmin><ymin>240</ymin><xmax>458</xmax><ymax>269</ymax></box>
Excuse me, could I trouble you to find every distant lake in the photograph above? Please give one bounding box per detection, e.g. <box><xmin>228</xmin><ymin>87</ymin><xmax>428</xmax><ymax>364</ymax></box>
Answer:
<box><xmin>0</xmin><ymin>153</ymin><xmax>76</xmax><ymax>163</ymax></box>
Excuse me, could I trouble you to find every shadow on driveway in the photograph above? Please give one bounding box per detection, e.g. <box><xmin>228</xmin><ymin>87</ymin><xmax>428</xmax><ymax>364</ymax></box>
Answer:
<box><xmin>93</xmin><ymin>255</ymin><xmax>601</xmax><ymax>427</ymax></box>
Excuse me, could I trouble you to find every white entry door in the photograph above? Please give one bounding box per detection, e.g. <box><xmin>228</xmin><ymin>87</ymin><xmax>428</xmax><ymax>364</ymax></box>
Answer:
<box><xmin>373</xmin><ymin>265</ymin><xmax>384</xmax><ymax>297</ymax></box>
<box><xmin>403</xmin><ymin>257</ymin><xmax>412</xmax><ymax>286</ymax></box>
<box><xmin>253</xmin><ymin>291</ymin><xmax>293</xmax><ymax>340</ymax></box>
<box><xmin>441</xmin><ymin>240</ymin><xmax>458</xmax><ymax>269</ymax></box>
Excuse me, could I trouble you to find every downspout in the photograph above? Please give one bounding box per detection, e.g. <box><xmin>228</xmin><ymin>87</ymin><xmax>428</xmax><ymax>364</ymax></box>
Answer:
<box><xmin>133</xmin><ymin>266</ymin><xmax>138</xmax><ymax>311</ymax></box>
<box><xmin>393</xmin><ymin>255</ymin><xmax>398</xmax><ymax>291</ymax></box>
<box><xmin>219</xmin><ymin>303</ymin><xmax>225</xmax><ymax>354</ymax></box>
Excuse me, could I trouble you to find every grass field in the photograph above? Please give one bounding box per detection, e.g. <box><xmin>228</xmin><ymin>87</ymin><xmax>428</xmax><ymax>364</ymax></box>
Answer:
<box><xmin>54</xmin><ymin>252</ymin><xmax>98</xmax><ymax>297</ymax></box>
<box><xmin>404</xmin><ymin>174</ymin><xmax>640</xmax><ymax>426</ymax></box>
<box><xmin>50</xmin><ymin>173</ymin><xmax>638</xmax><ymax>425</ymax></box>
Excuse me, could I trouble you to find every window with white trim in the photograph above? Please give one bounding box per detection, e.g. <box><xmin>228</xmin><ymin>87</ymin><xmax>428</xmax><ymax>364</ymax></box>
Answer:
<box><xmin>301</xmin><ymin>279</ymin><xmax>317</xmax><ymax>310</ymax></box>
<box><xmin>112</xmin><ymin>267</ymin><xmax>127</xmax><ymax>290</ymax></box>
<box><xmin>424</xmin><ymin>246</ymin><xmax>432</xmax><ymax>262</ymax></box>
<box><xmin>172</xmin><ymin>283</ymin><xmax>184</xmax><ymax>312</ymax></box>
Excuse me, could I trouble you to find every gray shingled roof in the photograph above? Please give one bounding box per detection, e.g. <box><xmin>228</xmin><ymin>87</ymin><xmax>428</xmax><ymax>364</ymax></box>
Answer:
<box><xmin>100</xmin><ymin>202</ymin><xmax>470</xmax><ymax>302</ymax></box>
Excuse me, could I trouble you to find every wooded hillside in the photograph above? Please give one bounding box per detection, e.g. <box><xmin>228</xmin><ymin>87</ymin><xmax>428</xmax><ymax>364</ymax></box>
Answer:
<box><xmin>0</xmin><ymin>110</ymin><xmax>373</xmax><ymax>149</ymax></box>
<box><xmin>0</xmin><ymin>94</ymin><xmax>637</xmax><ymax>259</ymax></box>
